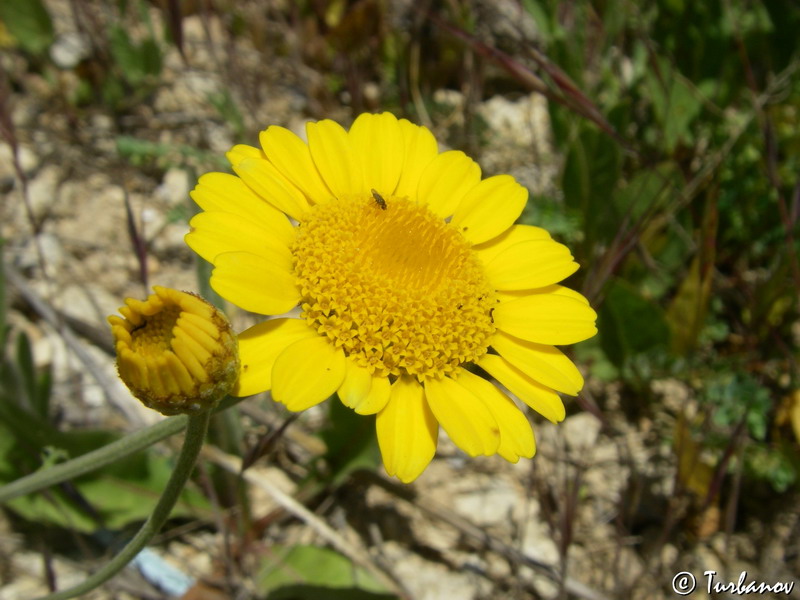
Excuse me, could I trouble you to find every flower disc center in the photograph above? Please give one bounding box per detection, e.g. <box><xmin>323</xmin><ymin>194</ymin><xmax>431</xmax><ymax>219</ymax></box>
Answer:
<box><xmin>131</xmin><ymin>305</ymin><xmax>181</xmax><ymax>356</ymax></box>
<box><xmin>293</xmin><ymin>194</ymin><xmax>496</xmax><ymax>380</ymax></box>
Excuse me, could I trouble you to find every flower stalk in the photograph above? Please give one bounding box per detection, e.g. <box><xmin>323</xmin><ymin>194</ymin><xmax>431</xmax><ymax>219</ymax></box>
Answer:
<box><xmin>35</xmin><ymin>409</ymin><xmax>212</xmax><ymax>600</ymax></box>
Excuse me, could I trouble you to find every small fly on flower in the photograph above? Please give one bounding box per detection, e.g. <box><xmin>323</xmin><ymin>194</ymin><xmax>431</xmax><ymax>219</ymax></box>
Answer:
<box><xmin>371</xmin><ymin>189</ymin><xmax>387</xmax><ymax>210</ymax></box>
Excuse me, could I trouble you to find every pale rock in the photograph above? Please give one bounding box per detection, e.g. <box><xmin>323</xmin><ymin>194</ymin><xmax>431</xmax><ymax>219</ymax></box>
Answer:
<box><xmin>561</xmin><ymin>412</ymin><xmax>602</xmax><ymax>454</ymax></box>
<box><xmin>166</xmin><ymin>533</ymin><xmax>218</xmax><ymax>581</ymax></box>
<box><xmin>652</xmin><ymin>378</ymin><xmax>692</xmax><ymax>414</ymax></box>
<box><xmin>154</xmin><ymin>70</ymin><xmax>223</xmax><ymax>114</ymax></box>
<box><xmin>614</xmin><ymin>546</ymin><xmax>645</xmax><ymax>588</ymax></box>
<box><xmin>30</xmin><ymin>322</ymin><xmax>57</xmax><ymax>371</ymax></box>
<box><xmin>15</xmin><ymin>232</ymin><xmax>66</xmax><ymax>273</ymax></box>
<box><xmin>50</xmin><ymin>32</ymin><xmax>90</xmax><ymax>69</ymax></box>
<box><xmin>453</xmin><ymin>475</ymin><xmax>521</xmax><ymax>527</ymax></box>
<box><xmin>520</xmin><ymin>499</ymin><xmax>559</xmax><ymax>598</ymax></box>
<box><xmin>661</xmin><ymin>542</ymin><xmax>679</xmax><ymax>566</ymax></box>
<box><xmin>433</xmin><ymin>89</ymin><xmax>465</xmax><ymax>111</ymax></box>
<box><xmin>382</xmin><ymin>541</ymin><xmax>483</xmax><ymax>600</ymax></box>
<box><xmin>205</xmin><ymin>121</ymin><xmax>235</xmax><ymax>153</ymax></box>
<box><xmin>479</xmin><ymin>93</ymin><xmax>551</xmax><ymax>154</ymax></box>
<box><xmin>57</xmin><ymin>283</ymin><xmax>121</xmax><ymax>328</ymax></box>
<box><xmin>90</xmin><ymin>113</ymin><xmax>114</xmax><ymax>133</ymax></box>
<box><xmin>141</xmin><ymin>205</ymin><xmax>160</xmax><ymax>226</ymax></box>
<box><xmin>692</xmin><ymin>544</ymin><xmax>725</xmax><ymax>581</ymax></box>
<box><xmin>156</xmin><ymin>168</ymin><xmax>191</xmax><ymax>206</ymax></box>
<box><xmin>246</xmin><ymin>466</ymin><xmax>298</xmax><ymax>515</ymax></box>
<box><xmin>583</xmin><ymin>440</ymin><xmax>628</xmax><ymax>508</ymax></box>
<box><xmin>26</xmin><ymin>164</ymin><xmax>62</xmax><ymax>220</ymax></box>
<box><xmin>475</xmin><ymin>0</ymin><xmax>541</xmax><ymax>46</ymax></box>
<box><xmin>81</xmin><ymin>344</ymin><xmax>115</xmax><ymax>409</ymax></box>
<box><xmin>0</xmin><ymin>142</ymin><xmax>39</xmax><ymax>179</ymax></box>
<box><xmin>477</xmin><ymin>93</ymin><xmax>556</xmax><ymax>195</ymax></box>
<box><xmin>151</xmin><ymin>221</ymin><xmax>191</xmax><ymax>255</ymax></box>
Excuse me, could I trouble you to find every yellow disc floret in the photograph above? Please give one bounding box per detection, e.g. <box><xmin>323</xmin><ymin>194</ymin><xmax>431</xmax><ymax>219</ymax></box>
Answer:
<box><xmin>293</xmin><ymin>194</ymin><xmax>496</xmax><ymax>380</ymax></box>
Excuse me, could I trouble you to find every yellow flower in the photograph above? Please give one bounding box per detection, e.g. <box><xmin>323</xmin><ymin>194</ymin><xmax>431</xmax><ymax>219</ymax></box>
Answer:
<box><xmin>108</xmin><ymin>287</ymin><xmax>239</xmax><ymax>416</ymax></box>
<box><xmin>187</xmin><ymin>112</ymin><xmax>597</xmax><ymax>482</ymax></box>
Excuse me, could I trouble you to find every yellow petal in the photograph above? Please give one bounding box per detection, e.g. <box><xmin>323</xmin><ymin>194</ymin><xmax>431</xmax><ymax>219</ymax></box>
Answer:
<box><xmin>451</xmin><ymin>175</ymin><xmax>528</xmax><ymax>245</ymax></box>
<box><xmin>307</xmin><ymin>119</ymin><xmax>364</xmax><ymax>198</ymax></box>
<box><xmin>424</xmin><ymin>376</ymin><xmax>500</xmax><ymax>457</ymax></box>
<box><xmin>226</xmin><ymin>144</ymin><xmax>265</xmax><ymax>167</ymax></box>
<box><xmin>456</xmin><ymin>369</ymin><xmax>535</xmax><ymax>462</ymax></box>
<box><xmin>493</xmin><ymin>293</ymin><xmax>597</xmax><ymax>345</ymax></box>
<box><xmin>259</xmin><ymin>126</ymin><xmax>333</xmax><ymax>204</ymax></box>
<box><xmin>233</xmin><ymin>158</ymin><xmax>311</xmax><ymax>220</ymax></box>
<box><xmin>479</xmin><ymin>354</ymin><xmax>566</xmax><ymax>423</ymax></box>
<box><xmin>190</xmin><ymin>173</ymin><xmax>294</xmax><ymax>232</ymax></box>
<box><xmin>338</xmin><ymin>359</ymin><xmax>373</xmax><ymax>409</ymax></box>
<box><xmin>496</xmin><ymin>284</ymin><xmax>591</xmax><ymax>306</ymax></box>
<box><xmin>235</xmin><ymin>318</ymin><xmax>317</xmax><ymax>396</ymax></box>
<box><xmin>417</xmin><ymin>150</ymin><xmax>481</xmax><ymax>218</ymax></box>
<box><xmin>272</xmin><ymin>336</ymin><xmax>346</xmax><ymax>411</ymax></box>
<box><xmin>491</xmin><ymin>330</ymin><xmax>584</xmax><ymax>395</ymax></box>
<box><xmin>474</xmin><ymin>223</ymin><xmax>552</xmax><ymax>266</ymax></box>
<box><xmin>186</xmin><ymin>211</ymin><xmax>293</xmax><ymax>265</ymax></box>
<box><xmin>376</xmin><ymin>376</ymin><xmax>438</xmax><ymax>483</ymax></box>
<box><xmin>349</xmin><ymin>112</ymin><xmax>404</xmax><ymax>197</ymax></box>
<box><xmin>485</xmin><ymin>239</ymin><xmax>579</xmax><ymax>290</ymax></box>
<box><xmin>211</xmin><ymin>251</ymin><xmax>299</xmax><ymax>315</ymax></box>
<box><xmin>394</xmin><ymin>119</ymin><xmax>439</xmax><ymax>200</ymax></box>
<box><xmin>354</xmin><ymin>375</ymin><xmax>391</xmax><ymax>415</ymax></box>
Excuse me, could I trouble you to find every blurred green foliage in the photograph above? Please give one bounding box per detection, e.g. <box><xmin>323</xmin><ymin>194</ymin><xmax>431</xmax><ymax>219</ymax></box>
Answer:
<box><xmin>0</xmin><ymin>0</ymin><xmax>54</xmax><ymax>56</ymax></box>
<box><xmin>521</xmin><ymin>0</ymin><xmax>800</xmax><ymax>493</ymax></box>
<box><xmin>257</xmin><ymin>545</ymin><xmax>396</xmax><ymax>600</ymax></box>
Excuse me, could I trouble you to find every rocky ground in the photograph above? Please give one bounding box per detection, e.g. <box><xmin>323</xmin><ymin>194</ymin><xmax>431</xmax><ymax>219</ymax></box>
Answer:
<box><xmin>1</xmin><ymin>2</ymin><xmax>799</xmax><ymax>599</ymax></box>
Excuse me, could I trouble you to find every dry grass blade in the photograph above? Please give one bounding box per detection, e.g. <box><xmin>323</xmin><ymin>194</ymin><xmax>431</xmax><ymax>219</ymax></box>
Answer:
<box><xmin>164</xmin><ymin>0</ymin><xmax>187</xmax><ymax>64</ymax></box>
<box><xmin>122</xmin><ymin>186</ymin><xmax>149</xmax><ymax>294</ymax></box>
<box><xmin>423</xmin><ymin>10</ymin><xmax>624</xmax><ymax>147</ymax></box>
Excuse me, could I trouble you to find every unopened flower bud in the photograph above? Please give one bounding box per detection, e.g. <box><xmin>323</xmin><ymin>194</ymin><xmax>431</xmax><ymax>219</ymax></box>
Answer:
<box><xmin>108</xmin><ymin>286</ymin><xmax>239</xmax><ymax>416</ymax></box>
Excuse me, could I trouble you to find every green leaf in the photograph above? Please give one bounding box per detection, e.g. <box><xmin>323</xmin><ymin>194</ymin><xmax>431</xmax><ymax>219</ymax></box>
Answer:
<box><xmin>0</xmin><ymin>423</ymin><xmax>210</xmax><ymax>533</ymax></box>
<box><xmin>562</xmin><ymin>126</ymin><xmax>622</xmax><ymax>244</ymax></box>
<box><xmin>318</xmin><ymin>399</ymin><xmax>380</xmax><ymax>486</ymax></box>
<box><xmin>612</xmin><ymin>163</ymin><xmax>680</xmax><ymax>222</ymax></box>
<box><xmin>665</xmin><ymin>194</ymin><xmax>716</xmax><ymax>354</ymax></box>
<box><xmin>599</xmin><ymin>280</ymin><xmax>670</xmax><ymax>368</ymax></box>
<box><xmin>108</xmin><ymin>25</ymin><xmax>162</xmax><ymax>85</ymax></box>
<box><xmin>665</xmin><ymin>256</ymin><xmax>712</xmax><ymax>355</ymax></box>
<box><xmin>139</xmin><ymin>37</ymin><xmax>163</xmax><ymax>78</ymax></box>
<box><xmin>15</xmin><ymin>332</ymin><xmax>49</xmax><ymax>419</ymax></box>
<box><xmin>256</xmin><ymin>545</ymin><xmax>395</xmax><ymax>599</ymax></box>
<box><xmin>0</xmin><ymin>0</ymin><xmax>54</xmax><ymax>55</ymax></box>
<box><xmin>643</xmin><ymin>65</ymin><xmax>702</xmax><ymax>152</ymax></box>
<box><xmin>0</xmin><ymin>240</ymin><xmax>7</xmax><ymax>351</ymax></box>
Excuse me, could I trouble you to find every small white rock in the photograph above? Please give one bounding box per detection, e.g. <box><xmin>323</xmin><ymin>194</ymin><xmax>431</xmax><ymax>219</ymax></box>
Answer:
<box><xmin>561</xmin><ymin>412</ymin><xmax>602</xmax><ymax>454</ymax></box>
<box><xmin>50</xmin><ymin>32</ymin><xmax>90</xmax><ymax>69</ymax></box>
<box><xmin>156</xmin><ymin>168</ymin><xmax>191</xmax><ymax>206</ymax></box>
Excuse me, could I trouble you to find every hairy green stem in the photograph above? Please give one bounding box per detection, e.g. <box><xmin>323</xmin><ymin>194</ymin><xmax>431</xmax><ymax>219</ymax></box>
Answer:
<box><xmin>36</xmin><ymin>409</ymin><xmax>212</xmax><ymax>600</ymax></box>
<box><xmin>0</xmin><ymin>396</ymin><xmax>242</xmax><ymax>504</ymax></box>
